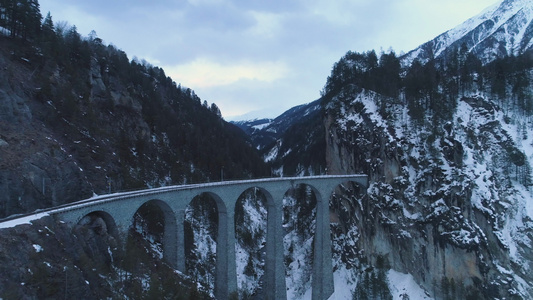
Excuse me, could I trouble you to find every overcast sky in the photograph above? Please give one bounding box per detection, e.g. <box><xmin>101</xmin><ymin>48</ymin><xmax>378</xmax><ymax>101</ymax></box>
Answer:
<box><xmin>39</xmin><ymin>0</ymin><xmax>498</xmax><ymax>120</ymax></box>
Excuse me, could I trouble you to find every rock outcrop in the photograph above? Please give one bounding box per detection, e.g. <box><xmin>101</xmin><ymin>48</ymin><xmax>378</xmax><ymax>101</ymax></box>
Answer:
<box><xmin>325</xmin><ymin>85</ymin><xmax>533</xmax><ymax>299</ymax></box>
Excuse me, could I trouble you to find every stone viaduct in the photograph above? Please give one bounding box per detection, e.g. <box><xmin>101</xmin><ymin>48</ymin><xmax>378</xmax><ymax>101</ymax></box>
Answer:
<box><xmin>50</xmin><ymin>175</ymin><xmax>368</xmax><ymax>300</ymax></box>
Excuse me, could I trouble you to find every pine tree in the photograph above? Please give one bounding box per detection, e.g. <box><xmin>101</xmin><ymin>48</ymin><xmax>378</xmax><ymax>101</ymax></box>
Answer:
<box><xmin>405</xmin><ymin>60</ymin><xmax>425</xmax><ymax>121</ymax></box>
<box><xmin>41</xmin><ymin>11</ymin><xmax>54</xmax><ymax>37</ymax></box>
<box><xmin>0</xmin><ymin>0</ymin><xmax>41</xmax><ymax>39</ymax></box>
<box><xmin>22</xmin><ymin>0</ymin><xmax>41</xmax><ymax>40</ymax></box>
<box><xmin>146</xmin><ymin>273</ymin><xmax>163</xmax><ymax>299</ymax></box>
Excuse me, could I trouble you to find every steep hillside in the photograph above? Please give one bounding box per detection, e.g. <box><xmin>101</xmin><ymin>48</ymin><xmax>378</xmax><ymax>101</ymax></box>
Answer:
<box><xmin>0</xmin><ymin>15</ymin><xmax>268</xmax><ymax>218</ymax></box>
<box><xmin>234</xmin><ymin>99</ymin><xmax>326</xmax><ymax>176</ymax></box>
<box><xmin>240</xmin><ymin>50</ymin><xmax>533</xmax><ymax>298</ymax></box>
<box><xmin>232</xmin><ymin>99</ymin><xmax>322</xmax><ymax>152</ymax></box>
<box><xmin>0</xmin><ymin>213</ymin><xmax>211</xmax><ymax>299</ymax></box>
<box><xmin>324</xmin><ymin>83</ymin><xmax>533</xmax><ymax>299</ymax></box>
<box><xmin>244</xmin><ymin>49</ymin><xmax>533</xmax><ymax>299</ymax></box>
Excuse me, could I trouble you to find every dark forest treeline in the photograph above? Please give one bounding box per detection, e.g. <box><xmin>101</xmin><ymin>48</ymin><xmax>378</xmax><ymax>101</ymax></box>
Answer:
<box><xmin>319</xmin><ymin>46</ymin><xmax>533</xmax><ymax>189</ymax></box>
<box><xmin>256</xmin><ymin>46</ymin><xmax>533</xmax><ymax>178</ymax></box>
<box><xmin>322</xmin><ymin>46</ymin><xmax>533</xmax><ymax>125</ymax></box>
<box><xmin>0</xmin><ymin>0</ymin><xmax>41</xmax><ymax>40</ymax></box>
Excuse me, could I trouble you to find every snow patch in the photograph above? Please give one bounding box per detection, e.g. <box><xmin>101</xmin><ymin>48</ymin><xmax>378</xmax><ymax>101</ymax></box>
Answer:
<box><xmin>0</xmin><ymin>212</ymin><xmax>49</xmax><ymax>229</ymax></box>
<box><xmin>264</xmin><ymin>143</ymin><xmax>280</xmax><ymax>162</ymax></box>
<box><xmin>328</xmin><ymin>266</ymin><xmax>357</xmax><ymax>299</ymax></box>
<box><xmin>252</xmin><ymin>122</ymin><xmax>271</xmax><ymax>130</ymax></box>
<box><xmin>388</xmin><ymin>270</ymin><xmax>433</xmax><ymax>300</ymax></box>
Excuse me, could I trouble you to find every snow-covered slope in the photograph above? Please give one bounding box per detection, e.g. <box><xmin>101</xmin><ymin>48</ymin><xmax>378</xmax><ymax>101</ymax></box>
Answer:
<box><xmin>232</xmin><ymin>99</ymin><xmax>322</xmax><ymax>153</ymax></box>
<box><xmin>323</xmin><ymin>82</ymin><xmax>533</xmax><ymax>299</ymax></box>
<box><xmin>402</xmin><ymin>0</ymin><xmax>533</xmax><ymax>65</ymax></box>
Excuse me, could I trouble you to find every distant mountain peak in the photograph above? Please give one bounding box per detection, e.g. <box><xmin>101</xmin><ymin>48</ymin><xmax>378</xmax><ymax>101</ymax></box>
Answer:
<box><xmin>402</xmin><ymin>0</ymin><xmax>533</xmax><ymax>66</ymax></box>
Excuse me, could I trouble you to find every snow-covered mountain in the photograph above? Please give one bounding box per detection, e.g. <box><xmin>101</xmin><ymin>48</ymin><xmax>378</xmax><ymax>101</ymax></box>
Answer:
<box><xmin>231</xmin><ymin>99</ymin><xmax>322</xmax><ymax>152</ymax></box>
<box><xmin>402</xmin><ymin>0</ymin><xmax>533</xmax><ymax>65</ymax></box>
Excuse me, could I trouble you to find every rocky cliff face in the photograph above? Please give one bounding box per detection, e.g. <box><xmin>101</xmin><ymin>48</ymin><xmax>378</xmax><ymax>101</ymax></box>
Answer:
<box><xmin>0</xmin><ymin>45</ymin><xmax>93</xmax><ymax>216</ymax></box>
<box><xmin>324</xmin><ymin>83</ymin><xmax>533</xmax><ymax>299</ymax></box>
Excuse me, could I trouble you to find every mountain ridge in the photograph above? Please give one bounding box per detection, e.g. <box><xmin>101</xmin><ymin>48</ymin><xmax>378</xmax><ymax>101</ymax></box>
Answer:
<box><xmin>402</xmin><ymin>0</ymin><xmax>533</xmax><ymax>66</ymax></box>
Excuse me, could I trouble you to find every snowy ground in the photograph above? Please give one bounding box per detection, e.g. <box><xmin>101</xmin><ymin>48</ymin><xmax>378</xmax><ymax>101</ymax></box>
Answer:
<box><xmin>0</xmin><ymin>212</ymin><xmax>49</xmax><ymax>229</ymax></box>
<box><xmin>326</xmin><ymin>268</ymin><xmax>431</xmax><ymax>300</ymax></box>
<box><xmin>387</xmin><ymin>270</ymin><xmax>433</xmax><ymax>300</ymax></box>
<box><xmin>328</xmin><ymin>266</ymin><xmax>357</xmax><ymax>300</ymax></box>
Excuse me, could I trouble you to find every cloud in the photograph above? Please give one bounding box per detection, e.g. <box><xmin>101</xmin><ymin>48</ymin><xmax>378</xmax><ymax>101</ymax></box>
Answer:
<box><xmin>163</xmin><ymin>58</ymin><xmax>289</xmax><ymax>88</ymax></box>
<box><xmin>182</xmin><ymin>1</ymin><xmax>256</xmax><ymax>31</ymax></box>
<box><xmin>42</xmin><ymin>0</ymin><xmax>186</xmax><ymax>17</ymax></box>
<box><xmin>193</xmin><ymin>75</ymin><xmax>318</xmax><ymax>119</ymax></box>
<box><xmin>39</xmin><ymin>0</ymin><xmax>499</xmax><ymax>118</ymax></box>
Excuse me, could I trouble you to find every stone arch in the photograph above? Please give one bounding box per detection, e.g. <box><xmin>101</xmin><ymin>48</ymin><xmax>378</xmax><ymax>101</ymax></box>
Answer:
<box><xmin>282</xmin><ymin>183</ymin><xmax>321</xmax><ymax>298</ymax></box>
<box><xmin>327</xmin><ymin>179</ymin><xmax>367</xmax><ymax>231</ymax></box>
<box><xmin>324</xmin><ymin>179</ymin><xmax>368</xmax><ymax>299</ymax></box>
<box><xmin>233</xmin><ymin>187</ymin><xmax>271</xmax><ymax>297</ymax></box>
<box><xmin>130</xmin><ymin>199</ymin><xmax>178</xmax><ymax>267</ymax></box>
<box><xmin>282</xmin><ymin>183</ymin><xmax>320</xmax><ymax>234</ymax></box>
<box><xmin>73</xmin><ymin>210</ymin><xmax>120</xmax><ymax>270</ymax></box>
<box><xmin>203</xmin><ymin>191</ymin><xmax>227</xmax><ymax>215</ymax></box>
<box><xmin>184</xmin><ymin>191</ymin><xmax>228</xmax><ymax>296</ymax></box>
<box><xmin>76</xmin><ymin>210</ymin><xmax>119</xmax><ymax>237</ymax></box>
<box><xmin>234</xmin><ymin>186</ymin><xmax>274</xmax><ymax>212</ymax></box>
